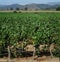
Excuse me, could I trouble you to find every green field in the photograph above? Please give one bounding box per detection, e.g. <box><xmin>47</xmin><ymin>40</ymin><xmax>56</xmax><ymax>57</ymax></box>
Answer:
<box><xmin>0</xmin><ymin>12</ymin><xmax>60</xmax><ymax>57</ymax></box>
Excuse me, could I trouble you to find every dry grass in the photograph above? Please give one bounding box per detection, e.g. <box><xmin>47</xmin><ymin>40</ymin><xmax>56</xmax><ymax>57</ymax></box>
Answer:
<box><xmin>0</xmin><ymin>10</ymin><xmax>60</xmax><ymax>13</ymax></box>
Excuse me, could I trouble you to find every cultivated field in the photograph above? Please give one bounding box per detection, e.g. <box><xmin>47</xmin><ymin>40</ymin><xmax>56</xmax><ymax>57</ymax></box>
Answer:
<box><xmin>0</xmin><ymin>12</ymin><xmax>60</xmax><ymax>62</ymax></box>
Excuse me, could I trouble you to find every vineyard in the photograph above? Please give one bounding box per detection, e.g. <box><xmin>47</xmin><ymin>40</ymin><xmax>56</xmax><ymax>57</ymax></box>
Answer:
<box><xmin>0</xmin><ymin>12</ymin><xmax>60</xmax><ymax>58</ymax></box>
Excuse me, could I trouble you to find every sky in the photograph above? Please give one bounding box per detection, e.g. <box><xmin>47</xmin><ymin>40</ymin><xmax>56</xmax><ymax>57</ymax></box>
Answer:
<box><xmin>0</xmin><ymin>0</ymin><xmax>60</xmax><ymax>5</ymax></box>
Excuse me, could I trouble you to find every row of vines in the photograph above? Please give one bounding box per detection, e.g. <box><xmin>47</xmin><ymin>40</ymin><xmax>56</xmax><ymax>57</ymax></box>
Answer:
<box><xmin>0</xmin><ymin>12</ymin><xmax>60</xmax><ymax>58</ymax></box>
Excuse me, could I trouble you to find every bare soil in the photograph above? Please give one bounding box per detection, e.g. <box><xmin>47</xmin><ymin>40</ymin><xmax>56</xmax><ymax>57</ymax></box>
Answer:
<box><xmin>0</xmin><ymin>56</ymin><xmax>59</xmax><ymax>62</ymax></box>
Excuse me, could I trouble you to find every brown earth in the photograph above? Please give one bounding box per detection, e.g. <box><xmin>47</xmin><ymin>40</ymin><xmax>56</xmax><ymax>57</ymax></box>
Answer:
<box><xmin>0</xmin><ymin>56</ymin><xmax>59</xmax><ymax>62</ymax></box>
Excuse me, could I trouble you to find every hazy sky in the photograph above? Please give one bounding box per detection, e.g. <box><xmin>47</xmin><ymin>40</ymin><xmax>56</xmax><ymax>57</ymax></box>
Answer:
<box><xmin>0</xmin><ymin>0</ymin><xmax>60</xmax><ymax>5</ymax></box>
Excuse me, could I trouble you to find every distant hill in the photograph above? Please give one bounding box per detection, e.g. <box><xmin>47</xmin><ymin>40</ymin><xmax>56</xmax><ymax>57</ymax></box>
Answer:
<box><xmin>0</xmin><ymin>2</ymin><xmax>60</xmax><ymax>10</ymax></box>
<box><xmin>0</xmin><ymin>4</ymin><xmax>24</xmax><ymax>10</ymax></box>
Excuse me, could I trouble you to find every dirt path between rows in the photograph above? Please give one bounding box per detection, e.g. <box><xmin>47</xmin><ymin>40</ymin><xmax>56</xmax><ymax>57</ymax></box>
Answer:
<box><xmin>0</xmin><ymin>56</ymin><xmax>59</xmax><ymax>62</ymax></box>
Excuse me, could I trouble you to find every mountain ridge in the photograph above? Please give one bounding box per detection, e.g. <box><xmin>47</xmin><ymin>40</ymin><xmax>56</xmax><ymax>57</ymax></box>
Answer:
<box><xmin>0</xmin><ymin>2</ymin><xmax>60</xmax><ymax>10</ymax></box>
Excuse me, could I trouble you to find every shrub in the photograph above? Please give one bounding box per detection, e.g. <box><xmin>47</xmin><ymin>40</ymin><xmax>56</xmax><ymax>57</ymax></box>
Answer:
<box><xmin>13</xmin><ymin>11</ymin><xmax>17</xmax><ymax>13</ymax></box>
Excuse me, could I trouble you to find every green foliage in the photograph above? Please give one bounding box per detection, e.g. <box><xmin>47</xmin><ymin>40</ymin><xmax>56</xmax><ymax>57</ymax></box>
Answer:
<box><xmin>53</xmin><ymin>44</ymin><xmax>60</xmax><ymax>57</ymax></box>
<box><xmin>56</xmin><ymin>7</ymin><xmax>60</xmax><ymax>11</ymax></box>
<box><xmin>13</xmin><ymin>11</ymin><xmax>17</xmax><ymax>13</ymax></box>
<box><xmin>0</xmin><ymin>12</ymin><xmax>60</xmax><ymax>57</ymax></box>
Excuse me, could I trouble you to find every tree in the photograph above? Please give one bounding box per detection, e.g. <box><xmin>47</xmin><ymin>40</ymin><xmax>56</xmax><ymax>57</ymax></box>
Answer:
<box><xmin>16</xmin><ymin>8</ymin><xmax>20</xmax><ymax>11</ymax></box>
<box><xmin>56</xmin><ymin>7</ymin><xmax>60</xmax><ymax>11</ymax></box>
<box><xmin>25</xmin><ymin>7</ymin><xmax>28</xmax><ymax>11</ymax></box>
<box><xmin>10</xmin><ymin>8</ymin><xmax>13</xmax><ymax>10</ymax></box>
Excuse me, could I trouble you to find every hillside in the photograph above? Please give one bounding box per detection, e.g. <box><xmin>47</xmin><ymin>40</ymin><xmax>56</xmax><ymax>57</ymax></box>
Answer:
<box><xmin>0</xmin><ymin>2</ymin><xmax>60</xmax><ymax>10</ymax></box>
